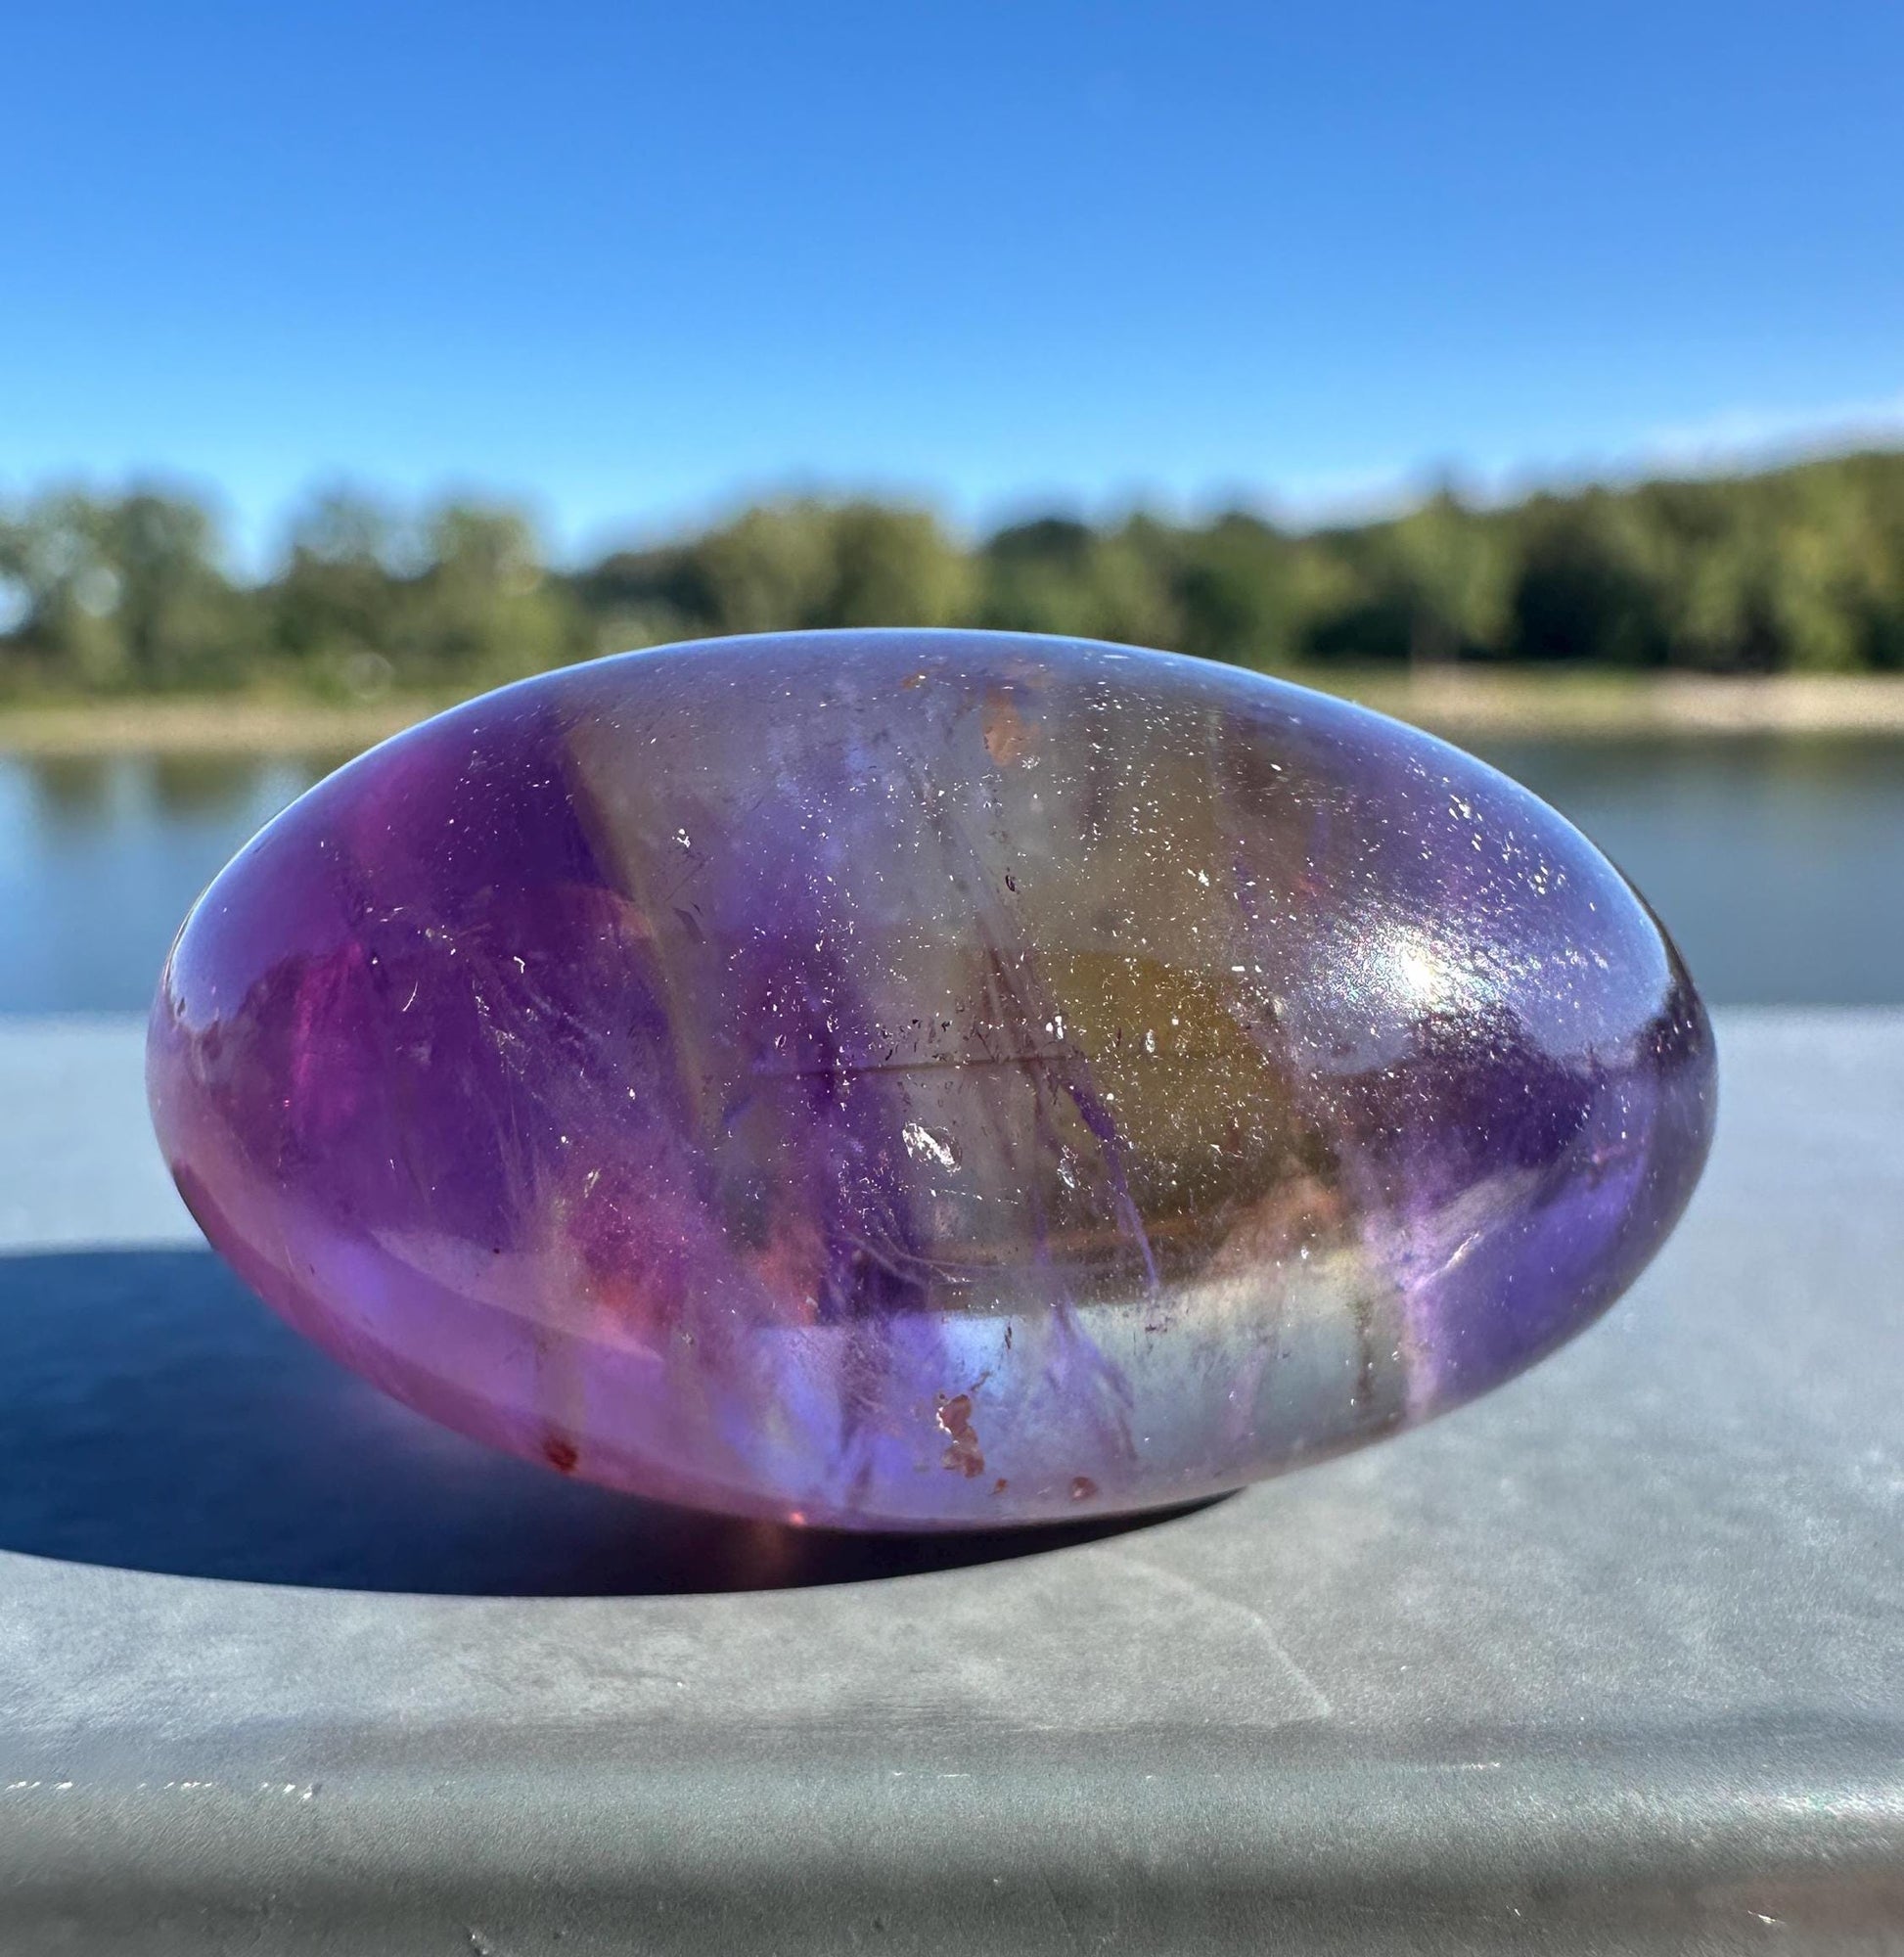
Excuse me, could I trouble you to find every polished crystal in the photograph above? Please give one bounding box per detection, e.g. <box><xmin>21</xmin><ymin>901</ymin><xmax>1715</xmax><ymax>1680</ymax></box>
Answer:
<box><xmin>149</xmin><ymin>631</ymin><xmax>1715</xmax><ymax>1527</ymax></box>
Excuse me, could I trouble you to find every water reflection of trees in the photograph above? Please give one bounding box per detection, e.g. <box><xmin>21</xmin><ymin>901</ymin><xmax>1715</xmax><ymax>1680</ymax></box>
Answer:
<box><xmin>148</xmin><ymin>753</ymin><xmax>272</xmax><ymax>817</ymax></box>
<box><xmin>26</xmin><ymin>754</ymin><xmax>114</xmax><ymax>828</ymax></box>
<box><xmin>23</xmin><ymin>752</ymin><xmax>325</xmax><ymax>831</ymax></box>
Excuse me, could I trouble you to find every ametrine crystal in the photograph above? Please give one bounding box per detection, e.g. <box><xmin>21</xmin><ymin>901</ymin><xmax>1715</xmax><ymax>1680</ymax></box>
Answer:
<box><xmin>148</xmin><ymin>631</ymin><xmax>1715</xmax><ymax>1528</ymax></box>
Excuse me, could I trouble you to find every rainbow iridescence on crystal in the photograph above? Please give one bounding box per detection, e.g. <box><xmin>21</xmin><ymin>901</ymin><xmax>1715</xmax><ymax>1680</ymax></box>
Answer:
<box><xmin>149</xmin><ymin>631</ymin><xmax>1715</xmax><ymax>1527</ymax></box>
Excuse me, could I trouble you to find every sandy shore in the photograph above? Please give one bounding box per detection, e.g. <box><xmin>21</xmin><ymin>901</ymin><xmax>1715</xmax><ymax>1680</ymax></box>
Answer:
<box><xmin>0</xmin><ymin>696</ymin><xmax>448</xmax><ymax>758</ymax></box>
<box><xmin>4</xmin><ymin>669</ymin><xmax>1904</xmax><ymax>757</ymax></box>
<box><xmin>1356</xmin><ymin>669</ymin><xmax>1904</xmax><ymax>739</ymax></box>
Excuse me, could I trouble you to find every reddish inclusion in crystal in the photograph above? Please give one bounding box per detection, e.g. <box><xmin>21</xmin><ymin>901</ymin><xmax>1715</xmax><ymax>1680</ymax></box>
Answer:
<box><xmin>149</xmin><ymin>630</ymin><xmax>1715</xmax><ymax>1528</ymax></box>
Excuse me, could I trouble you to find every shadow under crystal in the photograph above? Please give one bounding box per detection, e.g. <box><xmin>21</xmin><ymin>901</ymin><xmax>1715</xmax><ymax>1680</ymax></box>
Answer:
<box><xmin>0</xmin><ymin>1247</ymin><xmax>1215</xmax><ymax>1596</ymax></box>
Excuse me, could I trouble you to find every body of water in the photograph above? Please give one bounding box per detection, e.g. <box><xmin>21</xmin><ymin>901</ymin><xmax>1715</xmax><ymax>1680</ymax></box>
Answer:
<box><xmin>2</xmin><ymin>735</ymin><xmax>1899</xmax><ymax>1012</ymax></box>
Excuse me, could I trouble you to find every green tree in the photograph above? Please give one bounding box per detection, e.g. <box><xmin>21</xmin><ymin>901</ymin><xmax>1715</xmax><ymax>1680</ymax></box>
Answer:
<box><xmin>270</xmin><ymin>487</ymin><xmax>411</xmax><ymax>695</ymax></box>
<box><xmin>14</xmin><ymin>448</ymin><xmax>1904</xmax><ymax>698</ymax></box>
<box><xmin>0</xmin><ymin>486</ymin><xmax>248</xmax><ymax>691</ymax></box>
<box><xmin>976</xmin><ymin>516</ymin><xmax>1180</xmax><ymax>646</ymax></box>
<box><xmin>632</xmin><ymin>498</ymin><xmax>973</xmax><ymax>640</ymax></box>
<box><xmin>397</xmin><ymin>501</ymin><xmax>584</xmax><ymax>684</ymax></box>
<box><xmin>1387</xmin><ymin>489</ymin><xmax>1514</xmax><ymax>665</ymax></box>
<box><xmin>1169</xmin><ymin>513</ymin><xmax>1300</xmax><ymax>667</ymax></box>
<box><xmin>1505</xmin><ymin>490</ymin><xmax>1663</xmax><ymax>665</ymax></box>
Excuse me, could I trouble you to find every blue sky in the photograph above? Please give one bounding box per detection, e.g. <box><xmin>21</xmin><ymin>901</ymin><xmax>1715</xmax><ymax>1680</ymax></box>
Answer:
<box><xmin>4</xmin><ymin>0</ymin><xmax>1901</xmax><ymax>562</ymax></box>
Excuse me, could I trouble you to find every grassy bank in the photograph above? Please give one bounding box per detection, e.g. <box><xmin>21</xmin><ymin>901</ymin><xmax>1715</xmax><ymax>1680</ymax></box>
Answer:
<box><xmin>4</xmin><ymin>668</ymin><xmax>1904</xmax><ymax>759</ymax></box>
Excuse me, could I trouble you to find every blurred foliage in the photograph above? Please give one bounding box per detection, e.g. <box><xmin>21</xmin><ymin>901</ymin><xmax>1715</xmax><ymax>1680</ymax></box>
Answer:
<box><xmin>5</xmin><ymin>450</ymin><xmax>1904</xmax><ymax>699</ymax></box>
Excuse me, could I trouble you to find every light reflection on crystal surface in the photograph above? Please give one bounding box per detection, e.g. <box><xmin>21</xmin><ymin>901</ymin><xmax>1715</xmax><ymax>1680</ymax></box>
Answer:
<box><xmin>148</xmin><ymin>630</ymin><xmax>1715</xmax><ymax>1528</ymax></box>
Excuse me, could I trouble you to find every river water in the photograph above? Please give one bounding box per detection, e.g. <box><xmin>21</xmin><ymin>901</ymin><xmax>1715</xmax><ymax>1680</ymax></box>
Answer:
<box><xmin>2</xmin><ymin>734</ymin><xmax>1899</xmax><ymax>1013</ymax></box>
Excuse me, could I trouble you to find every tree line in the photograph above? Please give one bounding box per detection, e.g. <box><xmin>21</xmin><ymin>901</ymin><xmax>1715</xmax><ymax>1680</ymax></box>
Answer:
<box><xmin>4</xmin><ymin>448</ymin><xmax>1902</xmax><ymax>699</ymax></box>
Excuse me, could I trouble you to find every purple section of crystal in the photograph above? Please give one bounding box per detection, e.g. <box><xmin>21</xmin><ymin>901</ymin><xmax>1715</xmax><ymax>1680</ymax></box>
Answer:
<box><xmin>148</xmin><ymin>631</ymin><xmax>1715</xmax><ymax>1528</ymax></box>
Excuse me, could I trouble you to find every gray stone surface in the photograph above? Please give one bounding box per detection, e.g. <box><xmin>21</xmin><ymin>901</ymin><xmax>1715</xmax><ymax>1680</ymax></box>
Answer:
<box><xmin>1</xmin><ymin>1010</ymin><xmax>1901</xmax><ymax>1952</ymax></box>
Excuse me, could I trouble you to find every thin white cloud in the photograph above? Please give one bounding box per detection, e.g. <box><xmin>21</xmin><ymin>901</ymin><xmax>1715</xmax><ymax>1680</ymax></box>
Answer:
<box><xmin>1267</xmin><ymin>395</ymin><xmax>1904</xmax><ymax>530</ymax></box>
<box><xmin>1637</xmin><ymin>392</ymin><xmax>1904</xmax><ymax>473</ymax></box>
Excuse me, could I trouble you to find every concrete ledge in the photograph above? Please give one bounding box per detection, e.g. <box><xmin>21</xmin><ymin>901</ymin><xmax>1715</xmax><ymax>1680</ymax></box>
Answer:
<box><xmin>2</xmin><ymin>1011</ymin><xmax>1901</xmax><ymax>1952</ymax></box>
